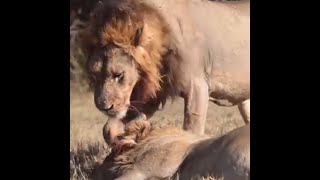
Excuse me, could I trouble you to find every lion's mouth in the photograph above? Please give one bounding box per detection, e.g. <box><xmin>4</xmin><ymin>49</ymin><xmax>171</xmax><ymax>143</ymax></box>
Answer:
<box><xmin>103</xmin><ymin>110</ymin><xmax>118</xmax><ymax>117</ymax></box>
<box><xmin>102</xmin><ymin>109</ymin><xmax>128</xmax><ymax>119</ymax></box>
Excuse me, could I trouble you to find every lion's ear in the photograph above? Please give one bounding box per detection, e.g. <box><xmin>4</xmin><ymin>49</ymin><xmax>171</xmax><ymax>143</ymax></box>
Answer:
<box><xmin>133</xmin><ymin>26</ymin><xmax>144</xmax><ymax>46</ymax></box>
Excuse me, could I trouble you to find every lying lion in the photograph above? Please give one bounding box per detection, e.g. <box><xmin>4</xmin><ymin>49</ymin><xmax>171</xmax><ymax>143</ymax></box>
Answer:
<box><xmin>93</xmin><ymin>121</ymin><xmax>250</xmax><ymax>180</ymax></box>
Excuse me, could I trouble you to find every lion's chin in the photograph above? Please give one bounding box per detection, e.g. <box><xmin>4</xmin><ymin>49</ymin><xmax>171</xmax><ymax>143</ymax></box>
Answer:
<box><xmin>103</xmin><ymin>109</ymin><xmax>128</xmax><ymax>119</ymax></box>
<box><xmin>116</xmin><ymin>110</ymin><xmax>128</xmax><ymax>119</ymax></box>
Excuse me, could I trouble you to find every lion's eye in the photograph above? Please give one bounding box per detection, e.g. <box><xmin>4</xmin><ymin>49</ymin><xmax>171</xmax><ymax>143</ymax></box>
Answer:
<box><xmin>114</xmin><ymin>72</ymin><xmax>124</xmax><ymax>82</ymax></box>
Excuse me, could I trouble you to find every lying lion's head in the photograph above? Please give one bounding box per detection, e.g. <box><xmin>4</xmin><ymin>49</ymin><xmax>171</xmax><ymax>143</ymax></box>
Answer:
<box><xmin>81</xmin><ymin>0</ymin><xmax>170</xmax><ymax>118</ymax></box>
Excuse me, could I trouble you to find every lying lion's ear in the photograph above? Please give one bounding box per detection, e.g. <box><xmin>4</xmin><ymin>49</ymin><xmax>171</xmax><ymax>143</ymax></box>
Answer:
<box><xmin>133</xmin><ymin>26</ymin><xmax>144</xmax><ymax>46</ymax></box>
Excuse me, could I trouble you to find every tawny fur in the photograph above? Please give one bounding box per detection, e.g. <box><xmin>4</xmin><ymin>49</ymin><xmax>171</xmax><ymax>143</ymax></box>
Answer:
<box><xmin>173</xmin><ymin>124</ymin><xmax>250</xmax><ymax>180</ymax></box>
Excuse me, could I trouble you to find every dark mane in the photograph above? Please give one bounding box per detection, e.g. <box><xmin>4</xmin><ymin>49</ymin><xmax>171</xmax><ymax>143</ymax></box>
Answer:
<box><xmin>90</xmin><ymin>0</ymin><xmax>144</xmax><ymax>37</ymax></box>
<box><xmin>82</xmin><ymin>0</ymin><xmax>172</xmax><ymax>101</ymax></box>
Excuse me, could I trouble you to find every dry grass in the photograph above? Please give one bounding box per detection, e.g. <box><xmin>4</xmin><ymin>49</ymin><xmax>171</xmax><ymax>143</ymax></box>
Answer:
<box><xmin>70</xmin><ymin>88</ymin><xmax>245</xmax><ymax>180</ymax></box>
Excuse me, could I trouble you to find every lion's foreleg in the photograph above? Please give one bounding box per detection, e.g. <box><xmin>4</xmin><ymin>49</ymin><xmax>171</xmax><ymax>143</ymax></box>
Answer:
<box><xmin>182</xmin><ymin>79</ymin><xmax>209</xmax><ymax>135</ymax></box>
<box><xmin>238</xmin><ymin>99</ymin><xmax>250</xmax><ymax>124</ymax></box>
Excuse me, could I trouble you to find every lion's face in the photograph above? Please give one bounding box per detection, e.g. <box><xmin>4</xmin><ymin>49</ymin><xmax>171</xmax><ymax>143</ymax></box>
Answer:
<box><xmin>87</xmin><ymin>45</ymin><xmax>139</xmax><ymax>119</ymax></box>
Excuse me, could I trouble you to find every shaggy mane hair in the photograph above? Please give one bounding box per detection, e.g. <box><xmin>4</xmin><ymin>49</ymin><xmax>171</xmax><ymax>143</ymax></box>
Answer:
<box><xmin>81</xmin><ymin>0</ymin><xmax>172</xmax><ymax>101</ymax></box>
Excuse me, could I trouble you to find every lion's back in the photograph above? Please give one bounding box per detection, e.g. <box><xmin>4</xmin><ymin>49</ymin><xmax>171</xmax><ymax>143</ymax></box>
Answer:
<box><xmin>114</xmin><ymin>127</ymin><xmax>207</xmax><ymax>178</ymax></box>
<box><xmin>173</xmin><ymin>124</ymin><xmax>250</xmax><ymax>180</ymax></box>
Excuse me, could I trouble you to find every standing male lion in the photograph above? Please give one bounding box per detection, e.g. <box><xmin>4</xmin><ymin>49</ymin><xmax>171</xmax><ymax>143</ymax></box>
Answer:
<box><xmin>80</xmin><ymin>0</ymin><xmax>250</xmax><ymax>142</ymax></box>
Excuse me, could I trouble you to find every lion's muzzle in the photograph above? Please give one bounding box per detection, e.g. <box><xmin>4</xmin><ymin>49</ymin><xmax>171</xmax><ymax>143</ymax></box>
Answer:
<box><xmin>95</xmin><ymin>93</ymin><xmax>129</xmax><ymax>119</ymax></box>
<box><xmin>95</xmin><ymin>95</ymin><xmax>114</xmax><ymax>110</ymax></box>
